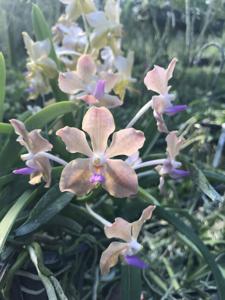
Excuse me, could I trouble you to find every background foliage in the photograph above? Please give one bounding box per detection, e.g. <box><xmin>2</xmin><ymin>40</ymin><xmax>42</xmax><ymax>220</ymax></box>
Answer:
<box><xmin>0</xmin><ymin>0</ymin><xmax>225</xmax><ymax>299</ymax></box>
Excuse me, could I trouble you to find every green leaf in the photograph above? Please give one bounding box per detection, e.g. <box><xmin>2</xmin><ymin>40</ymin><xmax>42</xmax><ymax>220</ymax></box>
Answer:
<box><xmin>0</xmin><ymin>190</ymin><xmax>37</xmax><ymax>254</ymax></box>
<box><xmin>121</xmin><ymin>265</ymin><xmax>142</xmax><ymax>300</ymax></box>
<box><xmin>0</xmin><ymin>52</ymin><xmax>6</xmax><ymax>122</ymax></box>
<box><xmin>15</xmin><ymin>185</ymin><xmax>74</xmax><ymax>236</ymax></box>
<box><xmin>0</xmin><ymin>123</ymin><xmax>12</xmax><ymax>135</ymax></box>
<box><xmin>138</xmin><ymin>187</ymin><xmax>225</xmax><ymax>300</ymax></box>
<box><xmin>193</xmin><ymin>165</ymin><xmax>223</xmax><ymax>203</ymax></box>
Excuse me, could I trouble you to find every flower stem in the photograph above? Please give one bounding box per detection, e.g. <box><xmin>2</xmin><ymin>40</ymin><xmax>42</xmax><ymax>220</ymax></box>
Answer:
<box><xmin>126</xmin><ymin>100</ymin><xmax>152</xmax><ymax>128</ymax></box>
<box><xmin>86</xmin><ymin>204</ymin><xmax>112</xmax><ymax>227</ymax></box>
<box><xmin>134</xmin><ymin>159</ymin><xmax>166</xmax><ymax>170</ymax></box>
<box><xmin>39</xmin><ymin>152</ymin><xmax>67</xmax><ymax>166</ymax></box>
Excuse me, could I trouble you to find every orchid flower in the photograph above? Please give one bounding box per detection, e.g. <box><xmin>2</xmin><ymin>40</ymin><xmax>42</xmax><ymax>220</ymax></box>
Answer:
<box><xmin>10</xmin><ymin>119</ymin><xmax>53</xmax><ymax>187</ymax></box>
<box><xmin>155</xmin><ymin>131</ymin><xmax>189</xmax><ymax>191</ymax></box>
<box><xmin>52</xmin><ymin>17</ymin><xmax>87</xmax><ymax>67</ymax></box>
<box><xmin>58</xmin><ymin>54</ymin><xmax>121</xmax><ymax>108</ymax></box>
<box><xmin>99</xmin><ymin>205</ymin><xmax>156</xmax><ymax>275</ymax></box>
<box><xmin>144</xmin><ymin>58</ymin><xmax>187</xmax><ymax>132</ymax></box>
<box><xmin>22</xmin><ymin>32</ymin><xmax>57</xmax><ymax>99</ymax></box>
<box><xmin>113</xmin><ymin>51</ymin><xmax>136</xmax><ymax>101</ymax></box>
<box><xmin>86</xmin><ymin>0</ymin><xmax>122</xmax><ymax>52</ymax></box>
<box><xmin>57</xmin><ymin>106</ymin><xmax>145</xmax><ymax>198</ymax></box>
<box><xmin>60</xmin><ymin>0</ymin><xmax>96</xmax><ymax>21</ymax></box>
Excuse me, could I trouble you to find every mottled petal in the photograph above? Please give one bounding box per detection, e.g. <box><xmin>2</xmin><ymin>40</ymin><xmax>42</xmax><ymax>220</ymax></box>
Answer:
<box><xmin>97</xmin><ymin>94</ymin><xmax>122</xmax><ymax>108</ymax></box>
<box><xmin>100</xmin><ymin>241</ymin><xmax>128</xmax><ymax>275</ymax></box>
<box><xmin>58</xmin><ymin>71</ymin><xmax>84</xmax><ymax>94</ymax></box>
<box><xmin>151</xmin><ymin>95</ymin><xmax>170</xmax><ymax>114</ymax></box>
<box><xmin>153</xmin><ymin>110</ymin><xmax>168</xmax><ymax>133</ymax></box>
<box><xmin>131</xmin><ymin>205</ymin><xmax>156</xmax><ymax>240</ymax></box>
<box><xmin>103</xmin><ymin>159</ymin><xmax>138</xmax><ymax>198</ymax></box>
<box><xmin>77</xmin><ymin>54</ymin><xmax>96</xmax><ymax>80</ymax></box>
<box><xmin>106</xmin><ymin>128</ymin><xmax>145</xmax><ymax>158</ymax></box>
<box><xmin>30</xmin><ymin>156</ymin><xmax>52</xmax><ymax>188</ymax></box>
<box><xmin>59</xmin><ymin>158</ymin><xmax>93</xmax><ymax>196</ymax></box>
<box><xmin>10</xmin><ymin>119</ymin><xmax>30</xmax><ymax>149</ymax></box>
<box><xmin>104</xmin><ymin>218</ymin><xmax>132</xmax><ymax>242</ymax></box>
<box><xmin>144</xmin><ymin>58</ymin><xmax>177</xmax><ymax>94</ymax></box>
<box><xmin>28</xmin><ymin>129</ymin><xmax>53</xmax><ymax>154</ymax></box>
<box><xmin>166</xmin><ymin>131</ymin><xmax>185</xmax><ymax>160</ymax></box>
<box><xmin>82</xmin><ymin>107</ymin><xmax>115</xmax><ymax>153</ymax></box>
<box><xmin>124</xmin><ymin>255</ymin><xmax>148</xmax><ymax>269</ymax></box>
<box><xmin>56</xmin><ymin>126</ymin><xmax>92</xmax><ymax>157</ymax></box>
<box><xmin>10</xmin><ymin>119</ymin><xmax>52</xmax><ymax>154</ymax></box>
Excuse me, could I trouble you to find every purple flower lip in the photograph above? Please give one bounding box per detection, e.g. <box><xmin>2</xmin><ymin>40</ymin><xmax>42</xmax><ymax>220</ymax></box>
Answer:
<box><xmin>93</xmin><ymin>80</ymin><xmax>105</xmax><ymax>100</ymax></box>
<box><xmin>13</xmin><ymin>167</ymin><xmax>36</xmax><ymax>175</ymax></box>
<box><xmin>90</xmin><ymin>173</ymin><xmax>105</xmax><ymax>184</ymax></box>
<box><xmin>165</xmin><ymin>105</ymin><xmax>188</xmax><ymax>116</ymax></box>
<box><xmin>124</xmin><ymin>255</ymin><xmax>149</xmax><ymax>269</ymax></box>
<box><xmin>170</xmin><ymin>168</ymin><xmax>190</xmax><ymax>179</ymax></box>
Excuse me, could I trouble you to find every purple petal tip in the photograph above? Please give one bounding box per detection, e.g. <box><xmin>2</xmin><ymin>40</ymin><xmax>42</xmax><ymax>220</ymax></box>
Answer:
<box><xmin>13</xmin><ymin>167</ymin><xmax>35</xmax><ymax>175</ymax></box>
<box><xmin>170</xmin><ymin>168</ymin><xmax>190</xmax><ymax>179</ymax></box>
<box><xmin>124</xmin><ymin>255</ymin><xmax>149</xmax><ymax>269</ymax></box>
<box><xmin>165</xmin><ymin>105</ymin><xmax>188</xmax><ymax>116</ymax></box>
<box><xmin>93</xmin><ymin>80</ymin><xmax>105</xmax><ymax>100</ymax></box>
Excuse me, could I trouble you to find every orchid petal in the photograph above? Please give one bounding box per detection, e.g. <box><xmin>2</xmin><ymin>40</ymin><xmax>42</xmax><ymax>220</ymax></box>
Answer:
<box><xmin>103</xmin><ymin>159</ymin><xmax>138</xmax><ymax>198</ymax></box>
<box><xmin>77</xmin><ymin>54</ymin><xmax>96</xmax><ymax>80</ymax></box>
<box><xmin>104</xmin><ymin>218</ymin><xmax>132</xmax><ymax>242</ymax></box>
<box><xmin>151</xmin><ymin>95</ymin><xmax>171</xmax><ymax>114</ymax></box>
<box><xmin>131</xmin><ymin>205</ymin><xmax>156</xmax><ymax>240</ymax></box>
<box><xmin>144</xmin><ymin>58</ymin><xmax>177</xmax><ymax>94</ymax></box>
<box><xmin>56</xmin><ymin>126</ymin><xmax>92</xmax><ymax>157</ymax></box>
<box><xmin>10</xmin><ymin>119</ymin><xmax>53</xmax><ymax>154</ymax></box>
<box><xmin>82</xmin><ymin>107</ymin><xmax>115</xmax><ymax>153</ymax></box>
<box><xmin>100</xmin><ymin>241</ymin><xmax>128</xmax><ymax>275</ymax></box>
<box><xmin>28</xmin><ymin>156</ymin><xmax>52</xmax><ymax>188</ymax></box>
<box><xmin>93</xmin><ymin>80</ymin><xmax>105</xmax><ymax>99</ymax></box>
<box><xmin>106</xmin><ymin>128</ymin><xmax>145</xmax><ymax>158</ymax></box>
<box><xmin>166</xmin><ymin>131</ymin><xmax>185</xmax><ymax>160</ymax></box>
<box><xmin>80</xmin><ymin>94</ymin><xmax>99</xmax><ymax>105</ymax></box>
<box><xmin>170</xmin><ymin>168</ymin><xmax>190</xmax><ymax>179</ymax></box>
<box><xmin>124</xmin><ymin>255</ymin><xmax>148</xmax><ymax>269</ymax></box>
<box><xmin>59</xmin><ymin>158</ymin><xmax>93</xmax><ymax>196</ymax></box>
<box><xmin>13</xmin><ymin>167</ymin><xmax>36</xmax><ymax>175</ymax></box>
<box><xmin>58</xmin><ymin>71</ymin><xmax>84</xmax><ymax>94</ymax></box>
<box><xmin>165</xmin><ymin>104</ymin><xmax>187</xmax><ymax>116</ymax></box>
<box><xmin>86</xmin><ymin>11</ymin><xmax>108</xmax><ymax>28</ymax></box>
<box><xmin>97</xmin><ymin>94</ymin><xmax>122</xmax><ymax>108</ymax></box>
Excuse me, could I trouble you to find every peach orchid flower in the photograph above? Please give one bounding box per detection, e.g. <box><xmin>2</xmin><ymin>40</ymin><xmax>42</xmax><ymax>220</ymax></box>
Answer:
<box><xmin>99</xmin><ymin>205</ymin><xmax>156</xmax><ymax>275</ymax></box>
<box><xmin>143</xmin><ymin>58</ymin><xmax>187</xmax><ymax>132</ymax></box>
<box><xmin>57</xmin><ymin>106</ymin><xmax>145</xmax><ymax>198</ymax></box>
<box><xmin>10</xmin><ymin>119</ymin><xmax>53</xmax><ymax>187</ymax></box>
<box><xmin>58</xmin><ymin>54</ymin><xmax>121</xmax><ymax>108</ymax></box>
<box><xmin>155</xmin><ymin>131</ymin><xmax>189</xmax><ymax>191</ymax></box>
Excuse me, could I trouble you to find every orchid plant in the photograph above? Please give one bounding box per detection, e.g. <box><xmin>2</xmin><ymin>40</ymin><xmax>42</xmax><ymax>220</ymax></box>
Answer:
<box><xmin>3</xmin><ymin>1</ymin><xmax>217</xmax><ymax>300</ymax></box>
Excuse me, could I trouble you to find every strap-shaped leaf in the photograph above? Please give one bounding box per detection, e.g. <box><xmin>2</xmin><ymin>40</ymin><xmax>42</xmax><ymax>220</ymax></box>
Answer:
<box><xmin>15</xmin><ymin>185</ymin><xmax>75</xmax><ymax>236</ymax></box>
<box><xmin>0</xmin><ymin>190</ymin><xmax>37</xmax><ymax>254</ymax></box>
<box><xmin>138</xmin><ymin>187</ymin><xmax>225</xmax><ymax>299</ymax></box>
<box><xmin>0</xmin><ymin>52</ymin><xmax>6</xmax><ymax>122</ymax></box>
<box><xmin>121</xmin><ymin>265</ymin><xmax>142</xmax><ymax>300</ymax></box>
